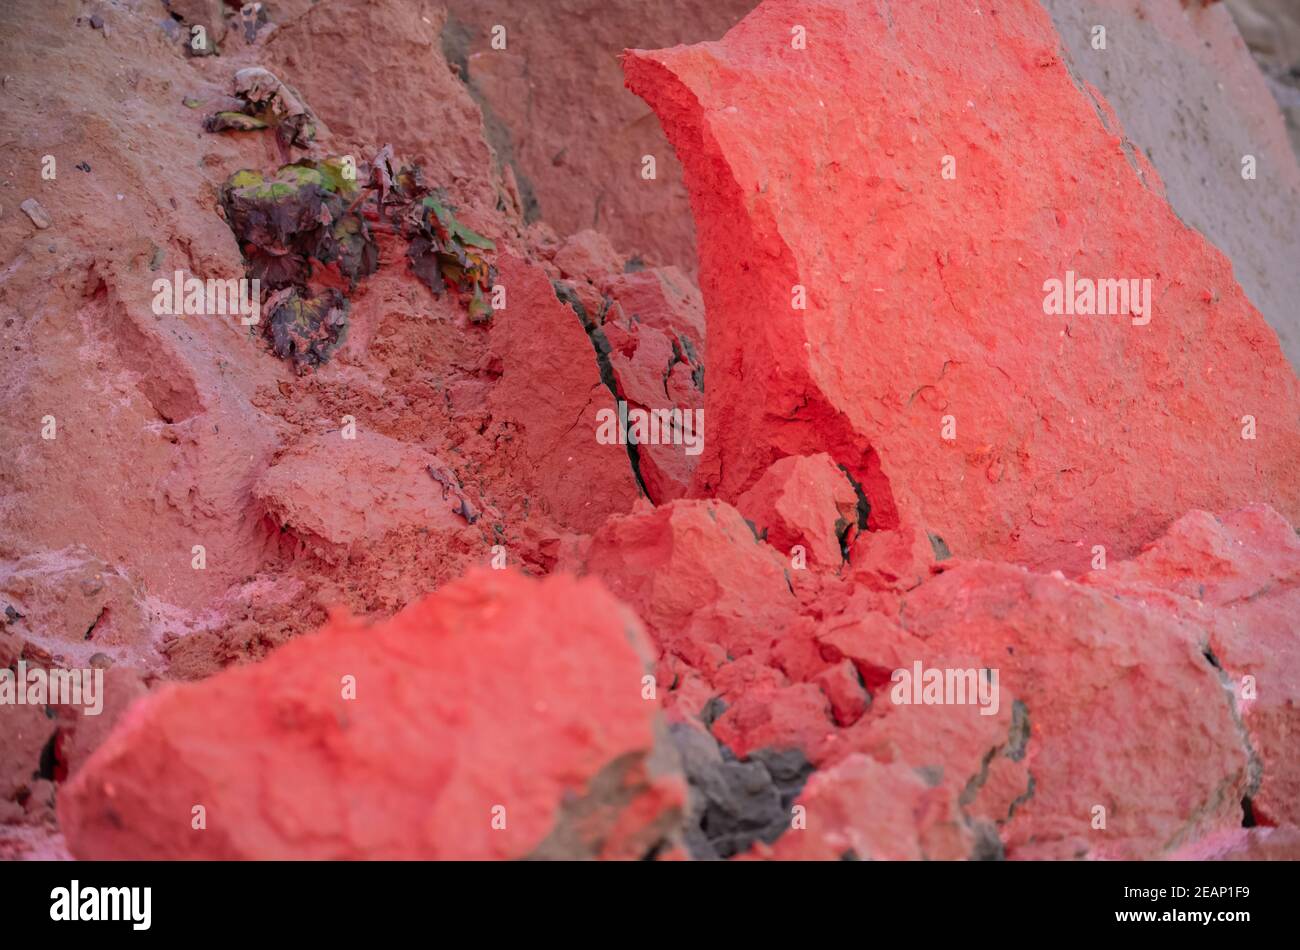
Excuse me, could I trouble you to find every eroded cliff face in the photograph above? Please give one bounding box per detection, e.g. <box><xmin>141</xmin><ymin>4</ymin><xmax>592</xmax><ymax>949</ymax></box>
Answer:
<box><xmin>1</xmin><ymin>0</ymin><xmax>1298</xmax><ymax>861</ymax></box>
<box><xmin>625</xmin><ymin>0</ymin><xmax>1299</xmax><ymax>572</ymax></box>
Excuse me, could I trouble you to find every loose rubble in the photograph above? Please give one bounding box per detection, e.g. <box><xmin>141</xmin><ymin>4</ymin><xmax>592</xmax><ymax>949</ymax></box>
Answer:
<box><xmin>0</xmin><ymin>0</ymin><xmax>1297</xmax><ymax>862</ymax></box>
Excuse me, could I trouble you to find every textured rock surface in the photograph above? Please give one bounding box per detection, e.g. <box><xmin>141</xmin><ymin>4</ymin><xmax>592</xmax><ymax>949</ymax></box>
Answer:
<box><xmin>1227</xmin><ymin>0</ymin><xmax>1300</xmax><ymax>161</ymax></box>
<box><xmin>254</xmin><ymin>429</ymin><xmax>476</xmax><ymax>556</ymax></box>
<box><xmin>1081</xmin><ymin>504</ymin><xmax>1300</xmax><ymax>827</ymax></box>
<box><xmin>486</xmin><ymin>254</ymin><xmax>642</xmax><ymax>532</ymax></box>
<box><xmin>4</xmin><ymin>0</ymin><xmax>1300</xmax><ymax>863</ymax></box>
<box><xmin>1041</xmin><ymin>0</ymin><xmax>1300</xmax><ymax>368</ymax></box>
<box><xmin>60</xmin><ymin>570</ymin><xmax>684</xmax><ymax>859</ymax></box>
<box><xmin>626</xmin><ymin>0</ymin><xmax>1300</xmax><ymax>575</ymax></box>
<box><xmin>736</xmin><ymin>453</ymin><xmax>863</xmax><ymax>567</ymax></box>
<box><xmin>569</xmin><ymin>500</ymin><xmax>800</xmax><ymax>692</ymax></box>
<box><xmin>764</xmin><ymin>753</ymin><xmax>978</xmax><ymax>861</ymax></box>
<box><xmin>268</xmin><ymin>0</ymin><xmax>508</xmax><ymax>214</ymax></box>
<box><xmin>442</xmin><ymin>0</ymin><xmax>757</xmax><ymax>272</ymax></box>
<box><xmin>896</xmin><ymin>561</ymin><xmax>1248</xmax><ymax>859</ymax></box>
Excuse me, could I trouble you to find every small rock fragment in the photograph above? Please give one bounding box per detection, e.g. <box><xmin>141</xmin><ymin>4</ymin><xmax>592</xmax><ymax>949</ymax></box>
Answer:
<box><xmin>19</xmin><ymin>198</ymin><xmax>50</xmax><ymax>229</ymax></box>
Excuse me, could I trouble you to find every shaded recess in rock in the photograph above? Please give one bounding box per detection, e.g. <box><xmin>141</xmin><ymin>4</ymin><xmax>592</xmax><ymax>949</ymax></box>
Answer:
<box><xmin>670</xmin><ymin>723</ymin><xmax>814</xmax><ymax>860</ymax></box>
<box><xmin>440</xmin><ymin>15</ymin><xmax>542</xmax><ymax>223</ymax></box>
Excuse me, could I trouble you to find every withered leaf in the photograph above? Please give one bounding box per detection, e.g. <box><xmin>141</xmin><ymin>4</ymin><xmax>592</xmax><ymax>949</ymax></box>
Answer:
<box><xmin>204</xmin><ymin>111</ymin><xmax>269</xmax><ymax>132</ymax></box>
<box><xmin>267</xmin><ymin>287</ymin><xmax>350</xmax><ymax>369</ymax></box>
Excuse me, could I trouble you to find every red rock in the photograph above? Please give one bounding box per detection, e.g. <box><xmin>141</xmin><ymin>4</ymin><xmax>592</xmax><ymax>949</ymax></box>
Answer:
<box><xmin>591</xmin><ymin>268</ymin><xmax>708</xmax><ymax>505</ymax></box>
<box><xmin>7</xmin><ymin>0</ymin><xmax>1300</xmax><ymax>864</ymax></box>
<box><xmin>487</xmin><ymin>254</ymin><xmax>641</xmax><ymax>533</ymax></box>
<box><xmin>811</xmin><ymin>659</ymin><xmax>869</xmax><ymax>727</ymax></box>
<box><xmin>60</xmin><ymin>668</ymin><xmax>149</xmax><ymax>782</ymax></box>
<box><xmin>710</xmin><ymin>682</ymin><xmax>834</xmax><ymax>761</ymax></box>
<box><xmin>736</xmin><ymin>453</ymin><xmax>861</xmax><ymax>568</ymax></box>
<box><xmin>1040</xmin><ymin>0</ymin><xmax>1300</xmax><ymax>367</ymax></box>
<box><xmin>844</xmin><ymin>519</ymin><xmax>941</xmax><ymax>593</ymax></box>
<box><xmin>552</xmin><ymin>229</ymin><xmax>624</xmax><ymax>281</ymax></box>
<box><xmin>897</xmin><ymin>560</ymin><xmax>1249</xmax><ymax>859</ymax></box>
<box><xmin>768</xmin><ymin>616</ymin><xmax>831</xmax><ymax>684</ymax></box>
<box><xmin>253</xmin><ymin>429</ymin><xmax>480</xmax><ymax>560</ymax></box>
<box><xmin>1081</xmin><ymin>505</ymin><xmax>1300</xmax><ymax>827</ymax></box>
<box><xmin>59</xmin><ymin>570</ymin><xmax>684</xmax><ymax>859</ymax></box>
<box><xmin>268</xmin><ymin>0</ymin><xmax>505</xmax><ymax>213</ymax></box>
<box><xmin>763</xmin><ymin>754</ymin><xmax>976</xmax><ymax>860</ymax></box>
<box><xmin>443</xmin><ymin>0</ymin><xmax>755</xmax><ymax>272</ymax></box>
<box><xmin>0</xmin><ymin>553</ymin><xmax>147</xmax><ymax>670</ymax></box>
<box><xmin>0</xmin><ymin>702</ymin><xmax>54</xmax><ymax>824</ymax></box>
<box><xmin>600</xmin><ymin>266</ymin><xmax>707</xmax><ymax>347</ymax></box>
<box><xmin>600</xmin><ymin>316</ymin><xmax>702</xmax><ymax>502</ymax></box>
<box><xmin>569</xmin><ymin>499</ymin><xmax>799</xmax><ymax>683</ymax></box>
<box><xmin>1173</xmin><ymin>826</ymin><xmax>1300</xmax><ymax>861</ymax></box>
<box><xmin>814</xmin><ymin>610</ymin><xmax>927</xmax><ymax>694</ymax></box>
<box><xmin>625</xmin><ymin>0</ymin><xmax>1300</xmax><ymax>574</ymax></box>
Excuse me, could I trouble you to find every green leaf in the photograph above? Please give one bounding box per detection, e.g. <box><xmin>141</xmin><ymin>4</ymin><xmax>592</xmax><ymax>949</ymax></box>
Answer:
<box><xmin>467</xmin><ymin>284</ymin><xmax>492</xmax><ymax>324</ymax></box>
<box><xmin>451</xmin><ymin>220</ymin><xmax>495</xmax><ymax>250</ymax></box>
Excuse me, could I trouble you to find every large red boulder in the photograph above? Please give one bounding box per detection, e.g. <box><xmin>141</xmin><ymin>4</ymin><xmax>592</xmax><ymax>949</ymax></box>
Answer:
<box><xmin>625</xmin><ymin>0</ymin><xmax>1300</xmax><ymax>574</ymax></box>
<box><xmin>59</xmin><ymin>570</ymin><xmax>684</xmax><ymax>859</ymax></box>
<box><xmin>1081</xmin><ymin>504</ymin><xmax>1300</xmax><ymax>827</ymax></box>
<box><xmin>892</xmin><ymin>561</ymin><xmax>1249</xmax><ymax>859</ymax></box>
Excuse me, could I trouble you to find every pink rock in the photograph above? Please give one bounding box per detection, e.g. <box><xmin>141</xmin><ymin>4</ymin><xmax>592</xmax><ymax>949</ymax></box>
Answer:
<box><xmin>569</xmin><ymin>499</ymin><xmax>799</xmax><ymax>679</ymax></box>
<box><xmin>268</xmin><ymin>0</ymin><xmax>504</xmax><ymax>212</ymax></box>
<box><xmin>601</xmin><ymin>266</ymin><xmax>707</xmax><ymax>347</ymax></box>
<box><xmin>1082</xmin><ymin>504</ymin><xmax>1300</xmax><ymax>827</ymax></box>
<box><xmin>811</xmin><ymin>659</ymin><xmax>869</xmax><ymax>727</ymax></box>
<box><xmin>845</xmin><ymin>519</ymin><xmax>942</xmax><ymax>593</ymax></box>
<box><xmin>601</xmin><ymin>317</ymin><xmax>702</xmax><ymax>502</ymax></box>
<box><xmin>253</xmin><ymin>429</ymin><xmax>479</xmax><ymax>561</ymax></box>
<box><xmin>625</xmin><ymin>0</ymin><xmax>1300</xmax><ymax>574</ymax></box>
<box><xmin>443</xmin><ymin>0</ymin><xmax>755</xmax><ymax>272</ymax></box>
<box><xmin>710</xmin><ymin>682</ymin><xmax>834</xmax><ymax>760</ymax></box>
<box><xmin>1173</xmin><ymin>826</ymin><xmax>1300</xmax><ymax>861</ymax></box>
<box><xmin>59</xmin><ymin>570</ymin><xmax>684</xmax><ymax>859</ymax></box>
<box><xmin>736</xmin><ymin>453</ymin><xmax>862</xmax><ymax>568</ymax></box>
<box><xmin>0</xmin><ymin>703</ymin><xmax>54</xmax><ymax>819</ymax></box>
<box><xmin>1040</xmin><ymin>0</ymin><xmax>1300</xmax><ymax>367</ymax></box>
<box><xmin>487</xmin><ymin>254</ymin><xmax>641</xmax><ymax>533</ymax></box>
<box><xmin>898</xmin><ymin>561</ymin><xmax>1249</xmax><ymax>858</ymax></box>
<box><xmin>763</xmin><ymin>754</ymin><xmax>977</xmax><ymax>860</ymax></box>
<box><xmin>553</xmin><ymin>229</ymin><xmax>624</xmax><ymax>281</ymax></box>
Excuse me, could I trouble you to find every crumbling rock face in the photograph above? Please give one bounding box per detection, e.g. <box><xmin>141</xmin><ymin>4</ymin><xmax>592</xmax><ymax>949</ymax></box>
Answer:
<box><xmin>61</xmin><ymin>570</ymin><xmax>685</xmax><ymax>859</ymax></box>
<box><xmin>486</xmin><ymin>254</ymin><xmax>642</xmax><ymax>532</ymax></box>
<box><xmin>765</xmin><ymin>753</ymin><xmax>987</xmax><ymax>861</ymax></box>
<box><xmin>736</xmin><ymin>453</ymin><xmax>865</xmax><ymax>567</ymax></box>
<box><xmin>267</xmin><ymin>0</ymin><xmax>508</xmax><ymax>215</ymax></box>
<box><xmin>253</xmin><ymin>429</ymin><xmax>482</xmax><ymax>558</ymax></box>
<box><xmin>625</xmin><ymin>0</ymin><xmax>1300</xmax><ymax>575</ymax></box>
<box><xmin>3</xmin><ymin>0</ymin><xmax>1300</xmax><ymax>862</ymax></box>
<box><xmin>896</xmin><ymin>561</ymin><xmax>1249</xmax><ymax>859</ymax></box>
<box><xmin>1081</xmin><ymin>504</ymin><xmax>1300</xmax><ymax>828</ymax></box>
<box><xmin>441</xmin><ymin>0</ymin><xmax>758</xmax><ymax>272</ymax></box>
<box><xmin>1041</xmin><ymin>0</ymin><xmax>1300</xmax><ymax>368</ymax></box>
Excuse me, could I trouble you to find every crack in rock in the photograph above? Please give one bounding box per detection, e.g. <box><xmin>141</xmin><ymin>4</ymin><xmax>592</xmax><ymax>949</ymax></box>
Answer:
<box><xmin>553</xmin><ymin>280</ymin><xmax>651</xmax><ymax>499</ymax></box>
